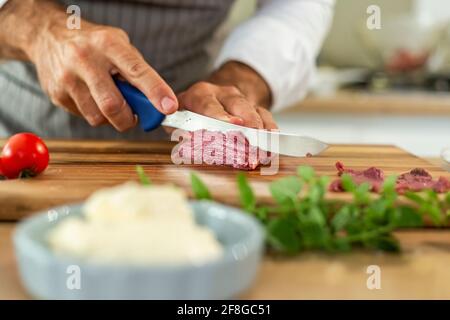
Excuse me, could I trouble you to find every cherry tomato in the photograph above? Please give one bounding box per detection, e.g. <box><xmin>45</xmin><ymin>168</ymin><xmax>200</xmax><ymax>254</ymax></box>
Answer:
<box><xmin>0</xmin><ymin>158</ymin><xmax>4</xmax><ymax>180</ymax></box>
<box><xmin>1</xmin><ymin>133</ymin><xmax>49</xmax><ymax>179</ymax></box>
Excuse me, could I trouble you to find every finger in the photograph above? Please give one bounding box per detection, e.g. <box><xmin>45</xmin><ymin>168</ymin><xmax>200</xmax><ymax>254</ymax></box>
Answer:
<box><xmin>219</xmin><ymin>95</ymin><xmax>264</xmax><ymax>129</ymax></box>
<box><xmin>67</xmin><ymin>80</ymin><xmax>107</xmax><ymax>127</ymax></box>
<box><xmin>50</xmin><ymin>88</ymin><xmax>81</xmax><ymax>117</ymax></box>
<box><xmin>179</xmin><ymin>92</ymin><xmax>242</xmax><ymax>124</ymax></box>
<box><xmin>76</xmin><ymin>62</ymin><xmax>136</xmax><ymax>132</ymax></box>
<box><xmin>256</xmin><ymin>106</ymin><xmax>278</xmax><ymax>130</ymax></box>
<box><xmin>106</xmin><ymin>44</ymin><xmax>178</xmax><ymax>115</ymax></box>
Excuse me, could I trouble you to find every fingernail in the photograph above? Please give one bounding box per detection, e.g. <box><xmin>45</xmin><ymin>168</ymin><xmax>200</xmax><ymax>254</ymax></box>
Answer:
<box><xmin>87</xmin><ymin>114</ymin><xmax>104</xmax><ymax>127</ymax></box>
<box><xmin>230</xmin><ymin>117</ymin><xmax>244</xmax><ymax>125</ymax></box>
<box><xmin>161</xmin><ymin>96</ymin><xmax>176</xmax><ymax>113</ymax></box>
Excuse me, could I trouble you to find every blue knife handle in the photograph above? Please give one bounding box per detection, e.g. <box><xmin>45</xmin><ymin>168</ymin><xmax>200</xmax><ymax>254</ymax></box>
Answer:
<box><xmin>114</xmin><ymin>78</ymin><xmax>165</xmax><ymax>132</ymax></box>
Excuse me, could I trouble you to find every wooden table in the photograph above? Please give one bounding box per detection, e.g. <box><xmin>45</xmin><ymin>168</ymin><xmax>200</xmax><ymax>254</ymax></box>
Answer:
<box><xmin>2</xmin><ymin>224</ymin><xmax>450</xmax><ymax>299</ymax></box>
<box><xmin>1</xmin><ymin>140</ymin><xmax>449</xmax><ymax>221</ymax></box>
<box><xmin>0</xmin><ymin>140</ymin><xmax>449</xmax><ymax>299</ymax></box>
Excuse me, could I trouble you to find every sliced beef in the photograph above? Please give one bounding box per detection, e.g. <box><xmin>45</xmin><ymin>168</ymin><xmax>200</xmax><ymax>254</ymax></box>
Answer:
<box><xmin>396</xmin><ymin>168</ymin><xmax>450</xmax><ymax>193</ymax></box>
<box><xmin>329</xmin><ymin>162</ymin><xmax>450</xmax><ymax>193</ymax></box>
<box><xmin>433</xmin><ymin>177</ymin><xmax>450</xmax><ymax>193</ymax></box>
<box><xmin>174</xmin><ymin>129</ymin><xmax>271</xmax><ymax>170</ymax></box>
<box><xmin>329</xmin><ymin>161</ymin><xmax>384</xmax><ymax>192</ymax></box>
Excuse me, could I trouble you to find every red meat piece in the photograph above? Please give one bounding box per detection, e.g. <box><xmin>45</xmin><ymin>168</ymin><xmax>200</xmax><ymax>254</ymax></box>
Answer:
<box><xmin>174</xmin><ymin>129</ymin><xmax>271</xmax><ymax>170</ymax></box>
<box><xmin>330</xmin><ymin>161</ymin><xmax>384</xmax><ymax>192</ymax></box>
<box><xmin>329</xmin><ymin>162</ymin><xmax>450</xmax><ymax>194</ymax></box>
<box><xmin>396</xmin><ymin>168</ymin><xmax>450</xmax><ymax>194</ymax></box>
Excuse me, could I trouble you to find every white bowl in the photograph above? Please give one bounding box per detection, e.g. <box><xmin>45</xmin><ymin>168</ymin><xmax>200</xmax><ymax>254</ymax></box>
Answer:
<box><xmin>14</xmin><ymin>201</ymin><xmax>265</xmax><ymax>299</ymax></box>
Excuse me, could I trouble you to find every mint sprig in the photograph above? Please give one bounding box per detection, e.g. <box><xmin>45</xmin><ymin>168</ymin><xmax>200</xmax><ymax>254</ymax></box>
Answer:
<box><xmin>188</xmin><ymin>166</ymin><xmax>449</xmax><ymax>254</ymax></box>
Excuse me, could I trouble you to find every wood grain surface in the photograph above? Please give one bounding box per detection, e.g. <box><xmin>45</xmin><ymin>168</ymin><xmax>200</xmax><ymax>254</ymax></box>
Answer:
<box><xmin>1</xmin><ymin>140</ymin><xmax>449</xmax><ymax>300</ymax></box>
<box><xmin>1</xmin><ymin>223</ymin><xmax>449</xmax><ymax>299</ymax></box>
<box><xmin>0</xmin><ymin>140</ymin><xmax>448</xmax><ymax>221</ymax></box>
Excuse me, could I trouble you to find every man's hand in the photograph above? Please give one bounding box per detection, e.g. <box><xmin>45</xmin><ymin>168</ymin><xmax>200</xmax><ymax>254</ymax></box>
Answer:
<box><xmin>1</xmin><ymin>1</ymin><xmax>276</xmax><ymax>132</ymax></box>
<box><xmin>178</xmin><ymin>62</ymin><xmax>278</xmax><ymax>130</ymax></box>
<box><xmin>1</xmin><ymin>0</ymin><xmax>178</xmax><ymax>131</ymax></box>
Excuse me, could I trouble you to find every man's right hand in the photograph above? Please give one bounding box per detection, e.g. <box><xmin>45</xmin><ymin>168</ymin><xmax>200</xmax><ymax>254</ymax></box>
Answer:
<box><xmin>17</xmin><ymin>2</ymin><xmax>178</xmax><ymax>131</ymax></box>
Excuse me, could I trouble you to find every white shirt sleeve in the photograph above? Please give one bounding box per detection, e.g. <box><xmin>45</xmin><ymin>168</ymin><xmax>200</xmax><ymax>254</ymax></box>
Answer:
<box><xmin>0</xmin><ymin>0</ymin><xmax>9</xmax><ymax>9</ymax></box>
<box><xmin>215</xmin><ymin>0</ymin><xmax>335</xmax><ymax>112</ymax></box>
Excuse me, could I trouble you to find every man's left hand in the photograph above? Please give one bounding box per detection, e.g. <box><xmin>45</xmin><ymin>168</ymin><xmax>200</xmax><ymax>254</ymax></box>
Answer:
<box><xmin>178</xmin><ymin>61</ymin><xmax>278</xmax><ymax>130</ymax></box>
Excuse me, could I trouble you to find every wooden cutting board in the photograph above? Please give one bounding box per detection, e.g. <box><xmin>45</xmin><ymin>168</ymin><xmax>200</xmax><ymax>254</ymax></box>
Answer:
<box><xmin>0</xmin><ymin>140</ymin><xmax>448</xmax><ymax>221</ymax></box>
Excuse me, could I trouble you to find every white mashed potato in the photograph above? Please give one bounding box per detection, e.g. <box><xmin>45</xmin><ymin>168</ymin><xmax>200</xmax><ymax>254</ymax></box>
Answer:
<box><xmin>47</xmin><ymin>182</ymin><xmax>223</xmax><ymax>265</ymax></box>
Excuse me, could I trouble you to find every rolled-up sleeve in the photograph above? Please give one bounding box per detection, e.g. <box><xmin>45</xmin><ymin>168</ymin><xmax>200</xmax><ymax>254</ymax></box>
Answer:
<box><xmin>215</xmin><ymin>0</ymin><xmax>335</xmax><ymax>112</ymax></box>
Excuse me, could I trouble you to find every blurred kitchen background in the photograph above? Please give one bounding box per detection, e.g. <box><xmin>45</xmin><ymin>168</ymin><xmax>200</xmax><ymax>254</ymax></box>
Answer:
<box><xmin>214</xmin><ymin>0</ymin><xmax>450</xmax><ymax>163</ymax></box>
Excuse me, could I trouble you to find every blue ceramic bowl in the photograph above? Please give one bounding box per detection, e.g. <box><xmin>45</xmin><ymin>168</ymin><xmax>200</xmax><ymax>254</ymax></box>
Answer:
<box><xmin>14</xmin><ymin>201</ymin><xmax>265</xmax><ymax>299</ymax></box>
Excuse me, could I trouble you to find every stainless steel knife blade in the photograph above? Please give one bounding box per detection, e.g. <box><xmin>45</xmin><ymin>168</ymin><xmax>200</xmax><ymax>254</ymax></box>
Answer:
<box><xmin>162</xmin><ymin>110</ymin><xmax>328</xmax><ymax>157</ymax></box>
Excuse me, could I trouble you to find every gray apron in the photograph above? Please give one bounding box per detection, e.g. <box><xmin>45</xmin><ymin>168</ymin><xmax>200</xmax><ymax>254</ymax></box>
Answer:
<box><xmin>0</xmin><ymin>0</ymin><xmax>234</xmax><ymax>139</ymax></box>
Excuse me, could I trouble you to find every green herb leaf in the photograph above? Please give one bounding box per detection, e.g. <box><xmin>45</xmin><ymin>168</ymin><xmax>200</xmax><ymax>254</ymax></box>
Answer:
<box><xmin>136</xmin><ymin>165</ymin><xmax>151</xmax><ymax>186</ymax></box>
<box><xmin>341</xmin><ymin>174</ymin><xmax>356</xmax><ymax>192</ymax></box>
<box><xmin>255</xmin><ymin>206</ymin><xmax>269</xmax><ymax>222</ymax></box>
<box><xmin>404</xmin><ymin>191</ymin><xmax>426</xmax><ymax>205</ymax></box>
<box><xmin>308</xmin><ymin>206</ymin><xmax>326</xmax><ymax>226</ymax></box>
<box><xmin>333</xmin><ymin>237</ymin><xmax>352</xmax><ymax>252</ymax></box>
<box><xmin>300</xmin><ymin>218</ymin><xmax>330</xmax><ymax>249</ymax></box>
<box><xmin>267</xmin><ymin>217</ymin><xmax>301</xmax><ymax>254</ymax></box>
<box><xmin>190</xmin><ymin>172</ymin><xmax>212</xmax><ymax>200</ymax></box>
<box><xmin>332</xmin><ymin>206</ymin><xmax>352</xmax><ymax>231</ymax></box>
<box><xmin>367</xmin><ymin>235</ymin><xmax>401</xmax><ymax>252</ymax></box>
<box><xmin>297</xmin><ymin>166</ymin><xmax>315</xmax><ymax>182</ymax></box>
<box><xmin>237</xmin><ymin>173</ymin><xmax>256</xmax><ymax>212</ymax></box>
<box><xmin>353</xmin><ymin>182</ymin><xmax>371</xmax><ymax>205</ymax></box>
<box><xmin>269</xmin><ymin>176</ymin><xmax>302</xmax><ymax>206</ymax></box>
<box><xmin>382</xmin><ymin>175</ymin><xmax>397</xmax><ymax>194</ymax></box>
<box><xmin>425</xmin><ymin>205</ymin><xmax>444</xmax><ymax>226</ymax></box>
<box><xmin>393</xmin><ymin>206</ymin><xmax>423</xmax><ymax>227</ymax></box>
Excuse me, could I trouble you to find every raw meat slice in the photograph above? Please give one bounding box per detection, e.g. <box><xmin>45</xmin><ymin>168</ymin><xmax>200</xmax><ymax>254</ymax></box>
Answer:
<box><xmin>433</xmin><ymin>177</ymin><xmax>450</xmax><ymax>193</ymax></box>
<box><xmin>172</xmin><ymin>129</ymin><xmax>272</xmax><ymax>170</ymax></box>
<box><xmin>329</xmin><ymin>161</ymin><xmax>384</xmax><ymax>192</ymax></box>
<box><xmin>396</xmin><ymin>168</ymin><xmax>450</xmax><ymax>193</ymax></box>
<box><xmin>329</xmin><ymin>162</ymin><xmax>450</xmax><ymax>193</ymax></box>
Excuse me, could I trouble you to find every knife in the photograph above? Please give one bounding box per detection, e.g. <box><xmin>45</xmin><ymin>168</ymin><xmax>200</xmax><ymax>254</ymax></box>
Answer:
<box><xmin>114</xmin><ymin>78</ymin><xmax>328</xmax><ymax>157</ymax></box>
